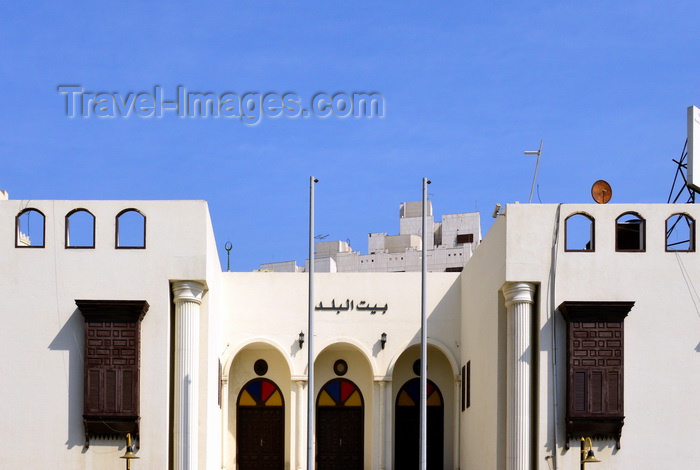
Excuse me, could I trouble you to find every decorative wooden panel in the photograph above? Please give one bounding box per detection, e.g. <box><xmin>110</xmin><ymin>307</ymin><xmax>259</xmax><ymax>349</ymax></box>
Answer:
<box><xmin>77</xmin><ymin>300</ymin><xmax>148</xmax><ymax>447</ymax></box>
<box><xmin>237</xmin><ymin>378</ymin><xmax>285</xmax><ymax>470</ymax></box>
<box><xmin>466</xmin><ymin>361</ymin><xmax>471</xmax><ymax>409</ymax></box>
<box><xmin>559</xmin><ymin>301</ymin><xmax>633</xmax><ymax>449</ymax></box>
<box><xmin>394</xmin><ymin>378</ymin><xmax>444</xmax><ymax>470</ymax></box>
<box><xmin>316</xmin><ymin>379</ymin><xmax>365</xmax><ymax>470</ymax></box>
<box><xmin>461</xmin><ymin>365</ymin><xmax>466</xmax><ymax>412</ymax></box>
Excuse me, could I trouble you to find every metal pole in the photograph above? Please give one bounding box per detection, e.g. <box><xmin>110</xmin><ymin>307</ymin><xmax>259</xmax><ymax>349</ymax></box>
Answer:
<box><xmin>528</xmin><ymin>140</ymin><xmax>544</xmax><ymax>203</ymax></box>
<box><xmin>225</xmin><ymin>241</ymin><xmax>232</xmax><ymax>272</ymax></box>
<box><xmin>307</xmin><ymin>176</ymin><xmax>318</xmax><ymax>470</ymax></box>
<box><xmin>420</xmin><ymin>177</ymin><xmax>431</xmax><ymax>470</ymax></box>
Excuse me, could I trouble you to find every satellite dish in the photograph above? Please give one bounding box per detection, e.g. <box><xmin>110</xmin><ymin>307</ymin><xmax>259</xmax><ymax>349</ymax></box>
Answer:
<box><xmin>591</xmin><ymin>180</ymin><xmax>612</xmax><ymax>204</ymax></box>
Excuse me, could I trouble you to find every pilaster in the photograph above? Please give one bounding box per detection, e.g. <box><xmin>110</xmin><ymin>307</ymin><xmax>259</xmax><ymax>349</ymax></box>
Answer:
<box><xmin>172</xmin><ymin>280</ymin><xmax>205</xmax><ymax>470</ymax></box>
<box><xmin>503</xmin><ymin>282</ymin><xmax>536</xmax><ymax>470</ymax></box>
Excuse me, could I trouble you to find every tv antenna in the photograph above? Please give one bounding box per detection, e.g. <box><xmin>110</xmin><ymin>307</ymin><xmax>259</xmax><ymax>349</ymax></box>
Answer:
<box><xmin>524</xmin><ymin>140</ymin><xmax>544</xmax><ymax>203</ymax></box>
<box><xmin>668</xmin><ymin>139</ymin><xmax>696</xmax><ymax>204</ymax></box>
<box><xmin>315</xmin><ymin>234</ymin><xmax>329</xmax><ymax>240</ymax></box>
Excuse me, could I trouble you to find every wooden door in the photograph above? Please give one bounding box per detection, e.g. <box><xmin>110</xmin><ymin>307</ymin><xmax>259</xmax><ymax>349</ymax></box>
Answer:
<box><xmin>316</xmin><ymin>378</ymin><xmax>364</xmax><ymax>470</ymax></box>
<box><xmin>237</xmin><ymin>379</ymin><xmax>285</xmax><ymax>470</ymax></box>
<box><xmin>394</xmin><ymin>378</ymin><xmax>444</xmax><ymax>470</ymax></box>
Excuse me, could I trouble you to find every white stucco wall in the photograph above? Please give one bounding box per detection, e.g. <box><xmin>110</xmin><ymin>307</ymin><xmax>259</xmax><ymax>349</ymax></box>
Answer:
<box><xmin>1</xmin><ymin>199</ymin><xmax>213</xmax><ymax>470</ymax></box>
<box><xmin>504</xmin><ymin>203</ymin><xmax>700</xmax><ymax>469</ymax></box>
<box><xmin>460</xmin><ymin>214</ymin><xmax>507</xmax><ymax>470</ymax></box>
<box><xmin>10</xmin><ymin>196</ymin><xmax>700</xmax><ymax>470</ymax></box>
<box><xmin>220</xmin><ymin>271</ymin><xmax>461</xmax><ymax>469</ymax></box>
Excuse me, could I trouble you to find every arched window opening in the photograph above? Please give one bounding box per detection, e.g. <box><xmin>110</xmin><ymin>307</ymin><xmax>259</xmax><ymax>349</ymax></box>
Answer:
<box><xmin>116</xmin><ymin>209</ymin><xmax>146</xmax><ymax>249</ymax></box>
<box><xmin>16</xmin><ymin>208</ymin><xmax>45</xmax><ymax>248</ymax></box>
<box><xmin>66</xmin><ymin>209</ymin><xmax>95</xmax><ymax>248</ymax></box>
<box><xmin>565</xmin><ymin>213</ymin><xmax>594</xmax><ymax>252</ymax></box>
<box><xmin>616</xmin><ymin>212</ymin><xmax>645</xmax><ymax>252</ymax></box>
<box><xmin>666</xmin><ymin>213</ymin><xmax>695</xmax><ymax>252</ymax></box>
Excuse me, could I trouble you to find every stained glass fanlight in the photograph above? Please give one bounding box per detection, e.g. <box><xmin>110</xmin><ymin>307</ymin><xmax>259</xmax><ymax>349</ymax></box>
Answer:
<box><xmin>238</xmin><ymin>378</ymin><xmax>284</xmax><ymax>407</ymax></box>
<box><xmin>317</xmin><ymin>378</ymin><xmax>363</xmax><ymax>407</ymax></box>
<box><xmin>397</xmin><ymin>378</ymin><xmax>443</xmax><ymax>407</ymax></box>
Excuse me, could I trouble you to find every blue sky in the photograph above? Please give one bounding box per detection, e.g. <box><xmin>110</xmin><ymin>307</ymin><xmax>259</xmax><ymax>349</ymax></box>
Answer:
<box><xmin>2</xmin><ymin>2</ymin><xmax>700</xmax><ymax>270</ymax></box>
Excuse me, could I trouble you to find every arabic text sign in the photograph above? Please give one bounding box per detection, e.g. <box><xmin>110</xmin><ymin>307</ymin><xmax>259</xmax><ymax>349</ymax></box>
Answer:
<box><xmin>315</xmin><ymin>299</ymin><xmax>388</xmax><ymax>315</ymax></box>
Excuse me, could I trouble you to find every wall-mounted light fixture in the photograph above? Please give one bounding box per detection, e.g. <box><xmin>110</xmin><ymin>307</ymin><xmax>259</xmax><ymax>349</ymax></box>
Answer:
<box><xmin>580</xmin><ymin>437</ymin><xmax>600</xmax><ymax>469</ymax></box>
<box><xmin>491</xmin><ymin>203</ymin><xmax>502</xmax><ymax>218</ymax></box>
<box><xmin>120</xmin><ymin>433</ymin><xmax>139</xmax><ymax>470</ymax></box>
<box><xmin>381</xmin><ymin>332</ymin><xmax>387</xmax><ymax>349</ymax></box>
<box><xmin>298</xmin><ymin>331</ymin><xmax>305</xmax><ymax>349</ymax></box>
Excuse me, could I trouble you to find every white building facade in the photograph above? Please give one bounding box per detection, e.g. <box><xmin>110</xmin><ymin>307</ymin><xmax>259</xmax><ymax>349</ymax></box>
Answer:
<box><xmin>3</xmin><ymin>191</ymin><xmax>700</xmax><ymax>470</ymax></box>
<box><xmin>260</xmin><ymin>201</ymin><xmax>481</xmax><ymax>273</ymax></box>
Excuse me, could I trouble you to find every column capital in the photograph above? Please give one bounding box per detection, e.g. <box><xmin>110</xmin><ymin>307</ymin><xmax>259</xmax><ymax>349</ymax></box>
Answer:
<box><xmin>172</xmin><ymin>280</ymin><xmax>206</xmax><ymax>304</ymax></box>
<box><xmin>502</xmin><ymin>282</ymin><xmax>535</xmax><ymax>307</ymax></box>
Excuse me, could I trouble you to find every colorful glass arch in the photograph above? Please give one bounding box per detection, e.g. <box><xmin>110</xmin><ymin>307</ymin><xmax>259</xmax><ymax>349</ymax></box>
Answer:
<box><xmin>237</xmin><ymin>378</ymin><xmax>284</xmax><ymax>407</ymax></box>
<box><xmin>396</xmin><ymin>378</ymin><xmax>443</xmax><ymax>407</ymax></box>
<box><xmin>395</xmin><ymin>377</ymin><xmax>444</xmax><ymax>469</ymax></box>
<box><xmin>317</xmin><ymin>378</ymin><xmax>363</xmax><ymax>407</ymax></box>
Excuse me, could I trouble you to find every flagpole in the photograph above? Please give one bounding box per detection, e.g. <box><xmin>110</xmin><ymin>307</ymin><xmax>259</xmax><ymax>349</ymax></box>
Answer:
<box><xmin>420</xmin><ymin>177</ymin><xmax>431</xmax><ymax>469</ymax></box>
<box><xmin>307</xmin><ymin>176</ymin><xmax>318</xmax><ymax>470</ymax></box>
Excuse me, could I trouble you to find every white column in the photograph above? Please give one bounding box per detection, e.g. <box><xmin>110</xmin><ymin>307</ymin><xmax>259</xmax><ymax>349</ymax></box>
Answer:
<box><xmin>503</xmin><ymin>282</ymin><xmax>536</xmax><ymax>470</ymax></box>
<box><xmin>453</xmin><ymin>375</ymin><xmax>461</xmax><ymax>469</ymax></box>
<box><xmin>376</xmin><ymin>379</ymin><xmax>386</xmax><ymax>470</ymax></box>
<box><xmin>293</xmin><ymin>378</ymin><xmax>307</xmax><ymax>470</ymax></box>
<box><xmin>172</xmin><ymin>280</ymin><xmax>205</xmax><ymax>470</ymax></box>
<box><xmin>383</xmin><ymin>379</ymin><xmax>393</xmax><ymax>470</ymax></box>
<box><xmin>220</xmin><ymin>376</ymin><xmax>229</xmax><ymax>470</ymax></box>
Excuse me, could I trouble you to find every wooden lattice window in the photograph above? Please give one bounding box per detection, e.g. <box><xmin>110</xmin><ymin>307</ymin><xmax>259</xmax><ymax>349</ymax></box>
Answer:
<box><xmin>77</xmin><ymin>300</ymin><xmax>149</xmax><ymax>446</ymax></box>
<box><xmin>559</xmin><ymin>301</ymin><xmax>634</xmax><ymax>449</ymax></box>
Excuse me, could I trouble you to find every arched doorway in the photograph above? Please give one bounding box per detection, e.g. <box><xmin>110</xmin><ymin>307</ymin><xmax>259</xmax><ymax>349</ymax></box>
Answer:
<box><xmin>316</xmin><ymin>378</ymin><xmax>364</xmax><ymax>470</ymax></box>
<box><xmin>394</xmin><ymin>378</ymin><xmax>444</xmax><ymax>469</ymax></box>
<box><xmin>236</xmin><ymin>378</ymin><xmax>285</xmax><ymax>470</ymax></box>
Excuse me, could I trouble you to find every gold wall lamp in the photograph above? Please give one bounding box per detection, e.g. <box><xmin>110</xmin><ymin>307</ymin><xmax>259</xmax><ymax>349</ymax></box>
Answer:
<box><xmin>121</xmin><ymin>433</ymin><xmax>139</xmax><ymax>470</ymax></box>
<box><xmin>580</xmin><ymin>437</ymin><xmax>601</xmax><ymax>469</ymax></box>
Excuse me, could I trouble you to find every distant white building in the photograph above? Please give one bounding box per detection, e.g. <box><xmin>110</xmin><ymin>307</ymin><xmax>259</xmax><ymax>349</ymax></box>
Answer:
<box><xmin>260</xmin><ymin>201</ymin><xmax>481</xmax><ymax>273</ymax></box>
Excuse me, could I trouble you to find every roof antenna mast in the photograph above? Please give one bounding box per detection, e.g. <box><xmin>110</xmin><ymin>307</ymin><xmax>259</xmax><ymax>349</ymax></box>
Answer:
<box><xmin>525</xmin><ymin>140</ymin><xmax>544</xmax><ymax>203</ymax></box>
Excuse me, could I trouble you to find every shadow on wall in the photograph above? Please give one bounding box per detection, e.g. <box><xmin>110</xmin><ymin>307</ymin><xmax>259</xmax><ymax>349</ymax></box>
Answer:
<box><xmin>290</xmin><ymin>335</ymin><xmax>304</xmax><ymax>358</ymax></box>
<box><xmin>425</xmin><ymin>274</ymin><xmax>462</xmax><ymax>348</ymax></box>
<box><xmin>49</xmin><ymin>309</ymin><xmax>129</xmax><ymax>452</ymax></box>
<box><xmin>497</xmin><ymin>292</ymin><xmax>506</xmax><ymax>470</ymax></box>
<box><xmin>48</xmin><ymin>309</ymin><xmax>88</xmax><ymax>451</ymax></box>
<box><xmin>371</xmin><ymin>336</ymin><xmax>384</xmax><ymax>358</ymax></box>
